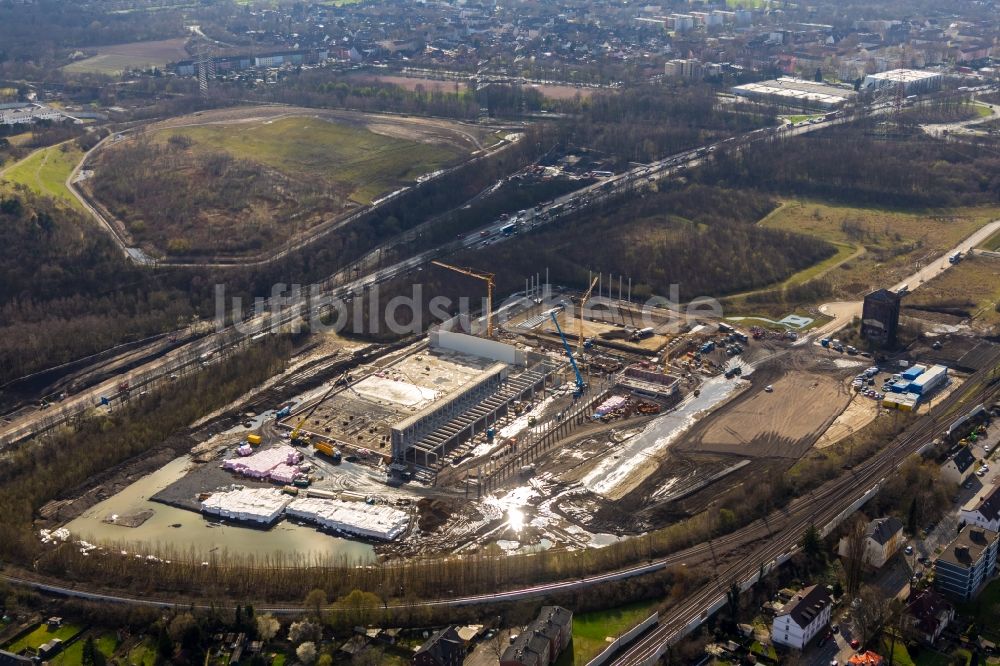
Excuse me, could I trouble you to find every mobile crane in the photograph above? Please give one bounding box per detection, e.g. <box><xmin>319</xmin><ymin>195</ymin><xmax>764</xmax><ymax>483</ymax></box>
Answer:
<box><xmin>430</xmin><ymin>260</ymin><xmax>496</xmax><ymax>337</ymax></box>
<box><xmin>549</xmin><ymin>311</ymin><xmax>586</xmax><ymax>398</ymax></box>
<box><xmin>289</xmin><ymin>380</ymin><xmax>340</xmax><ymax>446</ymax></box>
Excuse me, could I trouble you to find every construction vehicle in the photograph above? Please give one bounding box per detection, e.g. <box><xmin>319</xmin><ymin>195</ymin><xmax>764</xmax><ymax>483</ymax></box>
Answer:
<box><xmin>631</xmin><ymin>327</ymin><xmax>655</xmax><ymax>342</ymax></box>
<box><xmin>549</xmin><ymin>311</ymin><xmax>586</xmax><ymax>398</ymax></box>
<box><xmin>431</xmin><ymin>260</ymin><xmax>496</xmax><ymax>337</ymax></box>
<box><xmin>314</xmin><ymin>440</ymin><xmax>343</xmax><ymax>463</ymax></box>
<box><xmin>246</xmin><ymin>434</ymin><xmax>262</xmax><ymax>446</ymax></box>
<box><xmin>289</xmin><ymin>380</ymin><xmax>340</xmax><ymax>446</ymax></box>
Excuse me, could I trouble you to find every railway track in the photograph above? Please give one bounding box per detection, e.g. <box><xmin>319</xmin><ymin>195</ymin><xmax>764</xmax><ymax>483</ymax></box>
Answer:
<box><xmin>2</xmin><ymin>355</ymin><xmax>994</xmax><ymax>625</ymax></box>
<box><xmin>611</xmin><ymin>357</ymin><xmax>999</xmax><ymax>665</ymax></box>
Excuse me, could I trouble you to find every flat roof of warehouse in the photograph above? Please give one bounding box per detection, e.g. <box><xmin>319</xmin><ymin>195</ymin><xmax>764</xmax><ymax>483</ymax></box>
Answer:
<box><xmin>865</xmin><ymin>68</ymin><xmax>941</xmax><ymax>82</ymax></box>
<box><xmin>733</xmin><ymin>76</ymin><xmax>857</xmax><ymax>101</ymax></box>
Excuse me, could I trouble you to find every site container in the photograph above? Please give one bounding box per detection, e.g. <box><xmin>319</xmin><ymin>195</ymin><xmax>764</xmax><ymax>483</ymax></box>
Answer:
<box><xmin>247</xmin><ymin>434</ymin><xmax>262</xmax><ymax>446</ymax></box>
<box><xmin>910</xmin><ymin>365</ymin><xmax>947</xmax><ymax>395</ymax></box>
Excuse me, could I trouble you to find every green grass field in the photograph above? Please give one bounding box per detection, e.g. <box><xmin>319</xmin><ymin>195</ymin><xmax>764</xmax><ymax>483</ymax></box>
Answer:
<box><xmin>786</xmin><ymin>114</ymin><xmax>824</xmax><ymax>124</ymax></box>
<box><xmin>979</xmin><ymin>227</ymin><xmax>1000</xmax><ymax>252</ymax></box>
<box><xmin>4</xmin><ymin>623</ymin><xmax>84</xmax><ymax>653</ymax></box>
<box><xmin>0</xmin><ymin>142</ymin><xmax>86</xmax><ymax>211</ymax></box>
<box><xmin>50</xmin><ymin>633</ymin><xmax>118</xmax><ymax>665</ymax></box>
<box><xmin>760</xmin><ymin>200</ymin><xmax>1000</xmax><ymax>298</ymax></box>
<box><xmin>974</xmin><ymin>103</ymin><xmax>995</xmax><ymax>118</ymax></box>
<box><xmin>164</xmin><ymin>116</ymin><xmax>462</xmax><ymax>205</ymax></box>
<box><xmin>62</xmin><ymin>38</ymin><xmax>189</xmax><ymax>75</ymax></box>
<box><xmin>126</xmin><ymin>638</ymin><xmax>158</xmax><ymax>666</ymax></box>
<box><xmin>555</xmin><ymin>600</ymin><xmax>659</xmax><ymax>665</ymax></box>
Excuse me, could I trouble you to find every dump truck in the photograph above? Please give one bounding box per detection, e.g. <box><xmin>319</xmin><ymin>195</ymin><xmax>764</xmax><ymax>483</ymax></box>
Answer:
<box><xmin>314</xmin><ymin>441</ymin><xmax>342</xmax><ymax>463</ymax></box>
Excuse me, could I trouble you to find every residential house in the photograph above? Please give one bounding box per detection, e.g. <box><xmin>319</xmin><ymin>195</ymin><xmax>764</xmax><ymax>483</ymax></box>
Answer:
<box><xmin>960</xmin><ymin>484</ymin><xmax>1000</xmax><ymax>532</ymax></box>
<box><xmin>837</xmin><ymin>516</ymin><xmax>905</xmax><ymax>568</ymax></box>
<box><xmin>0</xmin><ymin>650</ymin><xmax>33</xmax><ymax>666</ymax></box>
<box><xmin>904</xmin><ymin>589</ymin><xmax>954</xmax><ymax>645</ymax></box>
<box><xmin>771</xmin><ymin>585</ymin><xmax>832</xmax><ymax>649</ymax></box>
<box><xmin>848</xmin><ymin>652</ymin><xmax>884</xmax><ymax>666</ymax></box>
<box><xmin>934</xmin><ymin>526</ymin><xmax>999</xmax><ymax>601</ymax></box>
<box><xmin>501</xmin><ymin>606</ymin><xmax>573</xmax><ymax>666</ymax></box>
<box><xmin>941</xmin><ymin>446</ymin><xmax>976</xmax><ymax>485</ymax></box>
<box><xmin>413</xmin><ymin>626</ymin><xmax>466</xmax><ymax>666</ymax></box>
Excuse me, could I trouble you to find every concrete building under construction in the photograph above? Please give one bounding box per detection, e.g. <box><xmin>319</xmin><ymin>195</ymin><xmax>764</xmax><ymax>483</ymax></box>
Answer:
<box><xmin>391</xmin><ymin>329</ymin><xmax>558</xmax><ymax>469</ymax></box>
<box><xmin>861</xmin><ymin>288</ymin><xmax>902</xmax><ymax>348</ymax></box>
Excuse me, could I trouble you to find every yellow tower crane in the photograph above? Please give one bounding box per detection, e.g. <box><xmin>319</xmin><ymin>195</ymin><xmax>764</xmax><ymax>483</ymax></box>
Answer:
<box><xmin>431</xmin><ymin>260</ymin><xmax>496</xmax><ymax>337</ymax></box>
<box><xmin>578</xmin><ymin>276</ymin><xmax>599</xmax><ymax>353</ymax></box>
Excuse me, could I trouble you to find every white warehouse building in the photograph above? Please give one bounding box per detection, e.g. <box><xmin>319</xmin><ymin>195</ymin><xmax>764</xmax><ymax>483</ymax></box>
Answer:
<box><xmin>862</xmin><ymin>69</ymin><xmax>943</xmax><ymax>94</ymax></box>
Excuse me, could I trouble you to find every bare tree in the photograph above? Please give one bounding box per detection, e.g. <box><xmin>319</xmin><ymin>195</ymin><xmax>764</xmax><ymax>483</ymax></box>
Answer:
<box><xmin>851</xmin><ymin>586</ymin><xmax>892</xmax><ymax>647</ymax></box>
<box><xmin>844</xmin><ymin>516</ymin><xmax>869</xmax><ymax>595</ymax></box>
<box><xmin>488</xmin><ymin>628</ymin><xmax>509</xmax><ymax>662</ymax></box>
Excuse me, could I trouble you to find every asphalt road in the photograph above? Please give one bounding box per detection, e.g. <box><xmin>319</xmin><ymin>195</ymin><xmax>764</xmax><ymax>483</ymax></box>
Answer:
<box><xmin>0</xmin><ymin>100</ymin><xmax>856</xmax><ymax>447</ymax></box>
<box><xmin>809</xmin><ymin>219</ymin><xmax>1000</xmax><ymax>346</ymax></box>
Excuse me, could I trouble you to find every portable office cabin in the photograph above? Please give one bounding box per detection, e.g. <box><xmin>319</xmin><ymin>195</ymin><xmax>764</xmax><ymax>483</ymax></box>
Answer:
<box><xmin>910</xmin><ymin>365</ymin><xmax>947</xmax><ymax>395</ymax></box>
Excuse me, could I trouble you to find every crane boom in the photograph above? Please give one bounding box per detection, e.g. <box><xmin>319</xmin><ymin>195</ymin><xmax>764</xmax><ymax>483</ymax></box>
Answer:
<box><xmin>578</xmin><ymin>276</ymin><xmax>599</xmax><ymax>352</ymax></box>
<box><xmin>550</xmin><ymin>311</ymin><xmax>586</xmax><ymax>397</ymax></box>
<box><xmin>290</xmin><ymin>380</ymin><xmax>340</xmax><ymax>444</ymax></box>
<box><xmin>431</xmin><ymin>260</ymin><xmax>496</xmax><ymax>337</ymax></box>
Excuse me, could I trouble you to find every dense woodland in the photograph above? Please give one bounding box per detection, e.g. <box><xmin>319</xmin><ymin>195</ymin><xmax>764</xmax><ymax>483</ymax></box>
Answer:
<box><xmin>554</xmin><ymin>86</ymin><xmax>776</xmax><ymax>169</ymax></box>
<box><xmin>0</xmin><ymin>0</ymin><xmax>185</xmax><ymax>68</ymax></box>
<box><xmin>450</xmin><ymin>184</ymin><xmax>834</xmax><ymax>301</ymax></box>
<box><xmin>697</xmin><ymin>124</ymin><xmax>1000</xmax><ymax>208</ymax></box>
<box><xmin>0</xmin><ymin>128</ymin><xmax>543</xmax><ymax>384</ymax></box>
<box><xmin>0</xmin><ymin>191</ymin><xmax>203</xmax><ymax>382</ymax></box>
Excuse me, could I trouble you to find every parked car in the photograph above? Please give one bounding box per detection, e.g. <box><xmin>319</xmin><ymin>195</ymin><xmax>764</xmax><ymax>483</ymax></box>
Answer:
<box><xmin>850</xmin><ymin>639</ymin><xmax>861</xmax><ymax>649</ymax></box>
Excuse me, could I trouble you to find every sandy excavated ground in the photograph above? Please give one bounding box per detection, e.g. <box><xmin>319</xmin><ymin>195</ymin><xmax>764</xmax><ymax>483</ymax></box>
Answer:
<box><xmin>685</xmin><ymin>370</ymin><xmax>852</xmax><ymax>459</ymax></box>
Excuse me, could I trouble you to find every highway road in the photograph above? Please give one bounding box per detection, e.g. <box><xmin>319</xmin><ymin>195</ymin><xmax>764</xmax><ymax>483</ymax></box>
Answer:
<box><xmin>4</xmin><ymin>87</ymin><xmax>995</xmax><ymax>445</ymax></box>
<box><xmin>0</xmin><ymin>98</ymin><xmax>857</xmax><ymax>447</ymax></box>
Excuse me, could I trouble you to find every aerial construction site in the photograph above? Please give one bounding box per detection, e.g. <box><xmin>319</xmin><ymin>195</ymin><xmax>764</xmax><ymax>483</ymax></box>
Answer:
<box><xmin>45</xmin><ymin>266</ymin><xmax>986</xmax><ymax>563</ymax></box>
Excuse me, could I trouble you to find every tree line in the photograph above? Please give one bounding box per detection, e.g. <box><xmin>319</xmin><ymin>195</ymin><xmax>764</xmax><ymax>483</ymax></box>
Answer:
<box><xmin>445</xmin><ymin>184</ymin><xmax>834</xmax><ymax>302</ymax></box>
<box><xmin>696</xmin><ymin>122</ymin><xmax>1000</xmax><ymax>209</ymax></box>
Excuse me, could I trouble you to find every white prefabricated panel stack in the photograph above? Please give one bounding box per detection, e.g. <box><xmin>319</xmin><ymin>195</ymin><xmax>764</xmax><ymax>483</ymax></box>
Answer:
<box><xmin>286</xmin><ymin>497</ymin><xmax>410</xmax><ymax>540</ymax></box>
<box><xmin>201</xmin><ymin>488</ymin><xmax>291</xmax><ymax>525</ymax></box>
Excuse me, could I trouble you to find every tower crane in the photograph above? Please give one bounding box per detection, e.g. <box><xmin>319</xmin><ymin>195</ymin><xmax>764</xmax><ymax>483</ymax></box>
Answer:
<box><xmin>431</xmin><ymin>260</ymin><xmax>496</xmax><ymax>337</ymax></box>
<box><xmin>549</xmin><ymin>311</ymin><xmax>586</xmax><ymax>398</ymax></box>
<box><xmin>578</xmin><ymin>276</ymin><xmax>599</xmax><ymax>353</ymax></box>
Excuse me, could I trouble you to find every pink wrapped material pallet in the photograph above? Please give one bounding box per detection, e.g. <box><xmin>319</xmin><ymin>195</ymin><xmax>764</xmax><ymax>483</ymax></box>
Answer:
<box><xmin>223</xmin><ymin>445</ymin><xmax>301</xmax><ymax>480</ymax></box>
